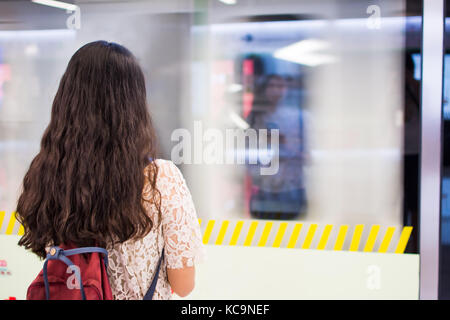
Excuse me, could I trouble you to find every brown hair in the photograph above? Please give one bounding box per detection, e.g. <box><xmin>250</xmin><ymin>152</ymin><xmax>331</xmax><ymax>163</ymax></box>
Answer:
<box><xmin>16</xmin><ymin>41</ymin><xmax>161</xmax><ymax>259</ymax></box>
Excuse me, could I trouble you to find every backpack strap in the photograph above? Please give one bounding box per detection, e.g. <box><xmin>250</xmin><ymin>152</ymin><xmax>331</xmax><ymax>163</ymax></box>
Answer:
<box><xmin>64</xmin><ymin>247</ymin><xmax>109</xmax><ymax>268</ymax></box>
<box><xmin>43</xmin><ymin>246</ymin><xmax>109</xmax><ymax>300</ymax></box>
<box><xmin>143</xmin><ymin>248</ymin><xmax>165</xmax><ymax>300</ymax></box>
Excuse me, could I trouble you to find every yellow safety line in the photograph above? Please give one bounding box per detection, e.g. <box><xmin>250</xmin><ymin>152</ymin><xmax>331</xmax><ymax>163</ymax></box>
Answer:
<box><xmin>272</xmin><ymin>222</ymin><xmax>288</xmax><ymax>248</ymax></box>
<box><xmin>18</xmin><ymin>224</ymin><xmax>24</xmax><ymax>236</ymax></box>
<box><xmin>0</xmin><ymin>209</ymin><xmax>415</xmax><ymax>255</ymax></box>
<box><xmin>202</xmin><ymin>220</ymin><xmax>215</xmax><ymax>244</ymax></box>
<box><xmin>243</xmin><ymin>221</ymin><xmax>259</xmax><ymax>246</ymax></box>
<box><xmin>287</xmin><ymin>223</ymin><xmax>303</xmax><ymax>249</ymax></box>
<box><xmin>215</xmin><ymin>220</ymin><xmax>229</xmax><ymax>245</ymax></box>
<box><xmin>5</xmin><ymin>212</ymin><xmax>17</xmax><ymax>235</ymax></box>
<box><xmin>349</xmin><ymin>224</ymin><xmax>364</xmax><ymax>251</ymax></box>
<box><xmin>0</xmin><ymin>211</ymin><xmax>5</xmax><ymax>232</ymax></box>
<box><xmin>395</xmin><ymin>226</ymin><xmax>413</xmax><ymax>254</ymax></box>
<box><xmin>229</xmin><ymin>221</ymin><xmax>244</xmax><ymax>246</ymax></box>
<box><xmin>258</xmin><ymin>222</ymin><xmax>273</xmax><ymax>247</ymax></box>
<box><xmin>378</xmin><ymin>227</ymin><xmax>396</xmax><ymax>253</ymax></box>
<box><xmin>363</xmin><ymin>225</ymin><xmax>380</xmax><ymax>252</ymax></box>
<box><xmin>334</xmin><ymin>225</ymin><xmax>349</xmax><ymax>251</ymax></box>
<box><xmin>317</xmin><ymin>224</ymin><xmax>333</xmax><ymax>250</ymax></box>
<box><xmin>301</xmin><ymin>223</ymin><xmax>318</xmax><ymax>249</ymax></box>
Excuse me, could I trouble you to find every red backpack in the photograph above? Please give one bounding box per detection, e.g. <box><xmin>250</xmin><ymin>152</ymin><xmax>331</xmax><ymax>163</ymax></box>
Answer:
<box><xmin>26</xmin><ymin>244</ymin><xmax>164</xmax><ymax>300</ymax></box>
<box><xmin>27</xmin><ymin>244</ymin><xmax>113</xmax><ymax>300</ymax></box>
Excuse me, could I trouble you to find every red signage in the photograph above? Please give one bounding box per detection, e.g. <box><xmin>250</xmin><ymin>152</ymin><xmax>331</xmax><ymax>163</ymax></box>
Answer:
<box><xmin>0</xmin><ymin>259</ymin><xmax>12</xmax><ymax>276</ymax></box>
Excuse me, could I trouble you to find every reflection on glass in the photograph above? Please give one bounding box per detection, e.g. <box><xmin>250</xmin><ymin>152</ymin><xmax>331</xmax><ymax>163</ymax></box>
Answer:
<box><xmin>246</xmin><ymin>74</ymin><xmax>308</xmax><ymax>220</ymax></box>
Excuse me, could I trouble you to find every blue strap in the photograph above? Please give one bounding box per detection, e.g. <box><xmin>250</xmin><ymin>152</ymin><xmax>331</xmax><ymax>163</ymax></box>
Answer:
<box><xmin>43</xmin><ymin>259</ymin><xmax>50</xmax><ymax>300</ymax></box>
<box><xmin>64</xmin><ymin>247</ymin><xmax>109</xmax><ymax>268</ymax></box>
<box><xmin>43</xmin><ymin>246</ymin><xmax>108</xmax><ymax>300</ymax></box>
<box><xmin>143</xmin><ymin>248</ymin><xmax>164</xmax><ymax>300</ymax></box>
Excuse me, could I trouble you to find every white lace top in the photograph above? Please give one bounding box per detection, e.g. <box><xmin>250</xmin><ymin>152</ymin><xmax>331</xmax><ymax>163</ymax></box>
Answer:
<box><xmin>106</xmin><ymin>159</ymin><xmax>205</xmax><ymax>300</ymax></box>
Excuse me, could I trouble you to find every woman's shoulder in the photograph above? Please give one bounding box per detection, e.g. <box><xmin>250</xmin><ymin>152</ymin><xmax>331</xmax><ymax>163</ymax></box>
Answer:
<box><xmin>154</xmin><ymin>158</ymin><xmax>181</xmax><ymax>175</ymax></box>
<box><xmin>144</xmin><ymin>159</ymin><xmax>185</xmax><ymax>185</ymax></box>
<box><xmin>142</xmin><ymin>159</ymin><xmax>187</xmax><ymax>202</ymax></box>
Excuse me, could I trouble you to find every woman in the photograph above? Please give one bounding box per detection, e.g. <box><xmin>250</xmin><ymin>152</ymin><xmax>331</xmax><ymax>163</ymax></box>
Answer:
<box><xmin>15</xmin><ymin>41</ymin><xmax>205</xmax><ymax>299</ymax></box>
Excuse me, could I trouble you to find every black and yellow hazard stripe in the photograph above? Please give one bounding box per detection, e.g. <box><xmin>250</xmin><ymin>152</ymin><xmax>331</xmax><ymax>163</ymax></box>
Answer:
<box><xmin>0</xmin><ymin>211</ymin><xmax>413</xmax><ymax>254</ymax></box>
<box><xmin>198</xmin><ymin>219</ymin><xmax>413</xmax><ymax>254</ymax></box>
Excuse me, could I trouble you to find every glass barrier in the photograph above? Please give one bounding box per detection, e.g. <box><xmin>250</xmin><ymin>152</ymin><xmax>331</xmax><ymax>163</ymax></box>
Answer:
<box><xmin>0</xmin><ymin>0</ymin><xmax>423</xmax><ymax>299</ymax></box>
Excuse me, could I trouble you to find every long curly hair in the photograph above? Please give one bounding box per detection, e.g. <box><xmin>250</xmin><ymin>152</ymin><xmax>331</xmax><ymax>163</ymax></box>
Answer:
<box><xmin>16</xmin><ymin>41</ymin><xmax>161</xmax><ymax>259</ymax></box>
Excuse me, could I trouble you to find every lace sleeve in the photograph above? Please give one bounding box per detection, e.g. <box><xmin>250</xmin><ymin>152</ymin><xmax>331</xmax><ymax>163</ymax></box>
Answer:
<box><xmin>156</xmin><ymin>159</ymin><xmax>206</xmax><ymax>269</ymax></box>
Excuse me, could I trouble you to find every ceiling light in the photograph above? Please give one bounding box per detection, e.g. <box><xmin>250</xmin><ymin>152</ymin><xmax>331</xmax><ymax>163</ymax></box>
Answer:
<box><xmin>227</xmin><ymin>83</ymin><xmax>243</xmax><ymax>93</ymax></box>
<box><xmin>31</xmin><ymin>0</ymin><xmax>78</xmax><ymax>11</ymax></box>
<box><xmin>274</xmin><ymin>39</ymin><xmax>338</xmax><ymax>67</ymax></box>
<box><xmin>219</xmin><ymin>0</ymin><xmax>237</xmax><ymax>5</ymax></box>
